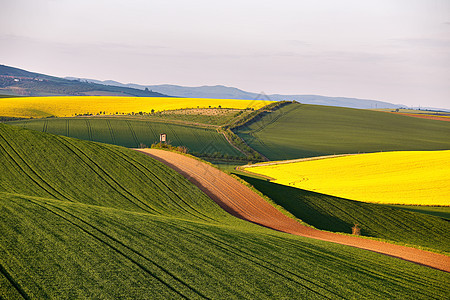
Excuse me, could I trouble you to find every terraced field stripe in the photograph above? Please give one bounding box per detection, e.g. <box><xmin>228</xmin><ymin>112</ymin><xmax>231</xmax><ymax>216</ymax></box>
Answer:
<box><xmin>29</xmin><ymin>199</ymin><xmax>209</xmax><ymax>299</ymax></box>
<box><xmin>126</xmin><ymin>120</ymin><xmax>139</xmax><ymax>147</ymax></box>
<box><xmin>106</xmin><ymin>119</ymin><xmax>117</xmax><ymax>144</ymax></box>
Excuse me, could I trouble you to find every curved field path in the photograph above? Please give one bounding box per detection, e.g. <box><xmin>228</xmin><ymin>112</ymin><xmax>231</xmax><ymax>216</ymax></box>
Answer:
<box><xmin>137</xmin><ymin>149</ymin><xmax>450</xmax><ymax>272</ymax></box>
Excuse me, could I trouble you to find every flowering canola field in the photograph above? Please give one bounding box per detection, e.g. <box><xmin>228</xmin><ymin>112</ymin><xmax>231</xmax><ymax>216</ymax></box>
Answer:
<box><xmin>0</xmin><ymin>96</ymin><xmax>273</xmax><ymax>118</ymax></box>
<box><xmin>247</xmin><ymin>151</ymin><xmax>450</xmax><ymax>205</ymax></box>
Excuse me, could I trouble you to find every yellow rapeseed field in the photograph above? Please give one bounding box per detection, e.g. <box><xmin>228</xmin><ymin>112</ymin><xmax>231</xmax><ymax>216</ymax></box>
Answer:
<box><xmin>247</xmin><ymin>151</ymin><xmax>450</xmax><ymax>205</ymax></box>
<box><xmin>0</xmin><ymin>96</ymin><xmax>273</xmax><ymax>118</ymax></box>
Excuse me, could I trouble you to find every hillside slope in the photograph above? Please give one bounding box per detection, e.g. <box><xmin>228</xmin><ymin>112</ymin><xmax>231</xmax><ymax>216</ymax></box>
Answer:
<box><xmin>0</xmin><ymin>124</ymin><xmax>448</xmax><ymax>299</ymax></box>
<box><xmin>9</xmin><ymin>117</ymin><xmax>245</xmax><ymax>157</ymax></box>
<box><xmin>73</xmin><ymin>78</ymin><xmax>403</xmax><ymax>109</ymax></box>
<box><xmin>236</xmin><ymin>174</ymin><xmax>450</xmax><ymax>253</ymax></box>
<box><xmin>236</xmin><ymin>103</ymin><xmax>450</xmax><ymax>160</ymax></box>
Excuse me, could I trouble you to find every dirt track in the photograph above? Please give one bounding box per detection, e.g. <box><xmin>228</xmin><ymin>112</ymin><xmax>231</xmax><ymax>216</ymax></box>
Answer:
<box><xmin>137</xmin><ymin>149</ymin><xmax>450</xmax><ymax>272</ymax></box>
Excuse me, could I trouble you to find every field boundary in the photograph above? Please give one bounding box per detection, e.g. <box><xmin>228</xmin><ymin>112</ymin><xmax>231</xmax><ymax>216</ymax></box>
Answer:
<box><xmin>138</xmin><ymin>149</ymin><xmax>450</xmax><ymax>272</ymax></box>
<box><xmin>239</xmin><ymin>153</ymin><xmax>358</xmax><ymax>170</ymax></box>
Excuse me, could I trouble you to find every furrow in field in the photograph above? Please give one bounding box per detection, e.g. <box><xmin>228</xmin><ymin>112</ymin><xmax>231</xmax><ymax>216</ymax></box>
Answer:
<box><xmin>161</xmin><ymin>221</ymin><xmax>342</xmax><ymax>299</ymax></box>
<box><xmin>0</xmin><ymin>132</ymin><xmax>73</xmax><ymax>201</ymax></box>
<box><xmin>267</xmin><ymin>234</ymin><xmax>438</xmax><ymax>299</ymax></box>
<box><xmin>57</xmin><ymin>138</ymin><xmax>161</xmax><ymax>214</ymax></box>
<box><xmin>166</xmin><ymin>124</ymin><xmax>183</xmax><ymax>145</ymax></box>
<box><xmin>105</xmin><ymin>119</ymin><xmax>116</xmax><ymax>144</ymax></box>
<box><xmin>23</xmin><ymin>198</ymin><xmax>201</xmax><ymax>299</ymax></box>
<box><xmin>42</xmin><ymin>120</ymin><xmax>48</xmax><ymax>133</ymax></box>
<box><xmin>126</xmin><ymin>120</ymin><xmax>139</xmax><ymax>147</ymax></box>
<box><xmin>102</xmin><ymin>146</ymin><xmax>218</xmax><ymax>223</ymax></box>
<box><xmin>138</xmin><ymin>149</ymin><xmax>450</xmax><ymax>273</ymax></box>
<box><xmin>84</xmin><ymin>119</ymin><xmax>93</xmax><ymax>141</ymax></box>
<box><xmin>0</xmin><ymin>262</ymin><xmax>31</xmax><ymax>300</ymax></box>
<box><xmin>145</xmin><ymin>121</ymin><xmax>157</xmax><ymax>141</ymax></box>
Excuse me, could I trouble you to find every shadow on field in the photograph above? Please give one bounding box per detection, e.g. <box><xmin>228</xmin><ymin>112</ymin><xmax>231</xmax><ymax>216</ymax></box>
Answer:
<box><xmin>235</xmin><ymin>174</ymin><xmax>357</xmax><ymax>234</ymax></box>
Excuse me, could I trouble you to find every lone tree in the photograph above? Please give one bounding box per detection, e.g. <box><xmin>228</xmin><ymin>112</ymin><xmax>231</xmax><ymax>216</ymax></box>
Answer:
<box><xmin>352</xmin><ymin>224</ymin><xmax>361</xmax><ymax>235</ymax></box>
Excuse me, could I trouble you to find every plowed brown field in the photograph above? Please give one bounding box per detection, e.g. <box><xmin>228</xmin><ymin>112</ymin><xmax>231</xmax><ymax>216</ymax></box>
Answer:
<box><xmin>137</xmin><ymin>149</ymin><xmax>450</xmax><ymax>272</ymax></box>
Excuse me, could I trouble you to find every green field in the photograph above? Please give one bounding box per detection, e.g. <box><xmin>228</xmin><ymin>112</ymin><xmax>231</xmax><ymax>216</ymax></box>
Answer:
<box><xmin>9</xmin><ymin>117</ymin><xmax>244</xmax><ymax>157</ymax></box>
<box><xmin>236</xmin><ymin>103</ymin><xmax>450</xmax><ymax>160</ymax></box>
<box><xmin>1</xmin><ymin>124</ymin><xmax>448</xmax><ymax>299</ymax></box>
<box><xmin>385</xmin><ymin>205</ymin><xmax>450</xmax><ymax>220</ymax></box>
<box><xmin>236</xmin><ymin>174</ymin><xmax>450</xmax><ymax>254</ymax></box>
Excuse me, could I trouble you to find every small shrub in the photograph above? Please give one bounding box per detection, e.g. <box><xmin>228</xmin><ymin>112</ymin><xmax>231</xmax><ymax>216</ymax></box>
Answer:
<box><xmin>352</xmin><ymin>224</ymin><xmax>361</xmax><ymax>235</ymax></box>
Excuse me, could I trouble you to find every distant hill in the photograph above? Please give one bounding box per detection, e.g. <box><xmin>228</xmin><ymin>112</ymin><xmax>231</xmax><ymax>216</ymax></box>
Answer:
<box><xmin>235</xmin><ymin>103</ymin><xmax>450</xmax><ymax>160</ymax></box>
<box><xmin>0</xmin><ymin>64</ymin><xmax>411</xmax><ymax>109</ymax></box>
<box><xmin>73</xmin><ymin>78</ymin><xmax>405</xmax><ymax>109</ymax></box>
<box><xmin>0</xmin><ymin>65</ymin><xmax>168</xmax><ymax>97</ymax></box>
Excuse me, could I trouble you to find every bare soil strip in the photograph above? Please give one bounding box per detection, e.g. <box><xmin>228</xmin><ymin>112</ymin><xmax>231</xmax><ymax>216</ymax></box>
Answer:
<box><xmin>136</xmin><ymin>149</ymin><xmax>450</xmax><ymax>272</ymax></box>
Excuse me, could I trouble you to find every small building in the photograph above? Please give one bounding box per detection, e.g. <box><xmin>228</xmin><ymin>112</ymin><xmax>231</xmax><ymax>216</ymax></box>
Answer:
<box><xmin>160</xmin><ymin>133</ymin><xmax>167</xmax><ymax>143</ymax></box>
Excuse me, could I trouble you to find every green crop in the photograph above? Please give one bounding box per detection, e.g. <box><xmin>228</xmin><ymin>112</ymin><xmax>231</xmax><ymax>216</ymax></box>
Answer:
<box><xmin>9</xmin><ymin>117</ymin><xmax>244</xmax><ymax>157</ymax></box>
<box><xmin>236</xmin><ymin>103</ymin><xmax>450</xmax><ymax>160</ymax></box>
<box><xmin>0</xmin><ymin>124</ymin><xmax>448</xmax><ymax>299</ymax></box>
<box><xmin>236</xmin><ymin>174</ymin><xmax>450</xmax><ymax>254</ymax></box>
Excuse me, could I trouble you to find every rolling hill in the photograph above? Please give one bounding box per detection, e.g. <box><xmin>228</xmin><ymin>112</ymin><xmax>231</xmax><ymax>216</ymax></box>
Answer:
<box><xmin>235</xmin><ymin>174</ymin><xmax>450</xmax><ymax>253</ymax></box>
<box><xmin>1</xmin><ymin>123</ymin><xmax>448</xmax><ymax>298</ymax></box>
<box><xmin>0</xmin><ymin>64</ymin><xmax>409</xmax><ymax>109</ymax></box>
<box><xmin>243</xmin><ymin>151</ymin><xmax>450</xmax><ymax>206</ymax></box>
<box><xmin>69</xmin><ymin>78</ymin><xmax>405</xmax><ymax>109</ymax></box>
<box><xmin>235</xmin><ymin>102</ymin><xmax>450</xmax><ymax>160</ymax></box>
<box><xmin>9</xmin><ymin>117</ymin><xmax>245</xmax><ymax>157</ymax></box>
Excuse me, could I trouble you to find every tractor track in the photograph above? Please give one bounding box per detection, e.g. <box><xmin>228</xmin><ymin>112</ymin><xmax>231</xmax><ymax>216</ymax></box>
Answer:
<box><xmin>137</xmin><ymin>149</ymin><xmax>450</xmax><ymax>273</ymax></box>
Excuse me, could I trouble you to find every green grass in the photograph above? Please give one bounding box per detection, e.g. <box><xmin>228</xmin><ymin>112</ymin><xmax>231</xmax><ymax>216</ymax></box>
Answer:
<box><xmin>1</xmin><ymin>124</ymin><xmax>449</xmax><ymax>298</ymax></box>
<box><xmin>0</xmin><ymin>94</ymin><xmax>22</xmax><ymax>98</ymax></box>
<box><xmin>236</xmin><ymin>103</ymin><xmax>450</xmax><ymax>160</ymax></box>
<box><xmin>236</xmin><ymin>174</ymin><xmax>450</xmax><ymax>254</ymax></box>
<box><xmin>385</xmin><ymin>205</ymin><xmax>450</xmax><ymax>220</ymax></box>
<box><xmin>8</xmin><ymin>117</ymin><xmax>244</xmax><ymax>157</ymax></box>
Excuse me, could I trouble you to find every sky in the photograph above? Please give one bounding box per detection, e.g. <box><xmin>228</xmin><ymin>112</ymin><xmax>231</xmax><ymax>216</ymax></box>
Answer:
<box><xmin>1</xmin><ymin>0</ymin><xmax>449</xmax><ymax>108</ymax></box>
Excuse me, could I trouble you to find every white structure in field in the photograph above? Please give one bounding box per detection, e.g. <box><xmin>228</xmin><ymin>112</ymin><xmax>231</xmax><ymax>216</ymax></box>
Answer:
<box><xmin>160</xmin><ymin>133</ymin><xmax>167</xmax><ymax>143</ymax></box>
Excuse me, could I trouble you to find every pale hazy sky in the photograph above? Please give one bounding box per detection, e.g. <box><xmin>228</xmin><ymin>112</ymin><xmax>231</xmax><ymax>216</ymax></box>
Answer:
<box><xmin>1</xmin><ymin>0</ymin><xmax>449</xmax><ymax>108</ymax></box>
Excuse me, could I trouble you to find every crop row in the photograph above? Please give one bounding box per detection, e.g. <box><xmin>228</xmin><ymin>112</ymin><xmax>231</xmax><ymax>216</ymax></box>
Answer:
<box><xmin>9</xmin><ymin>118</ymin><xmax>245</xmax><ymax>157</ymax></box>
<box><xmin>1</xmin><ymin>123</ymin><xmax>449</xmax><ymax>298</ymax></box>
<box><xmin>2</xmin><ymin>192</ymin><xmax>448</xmax><ymax>299</ymax></box>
